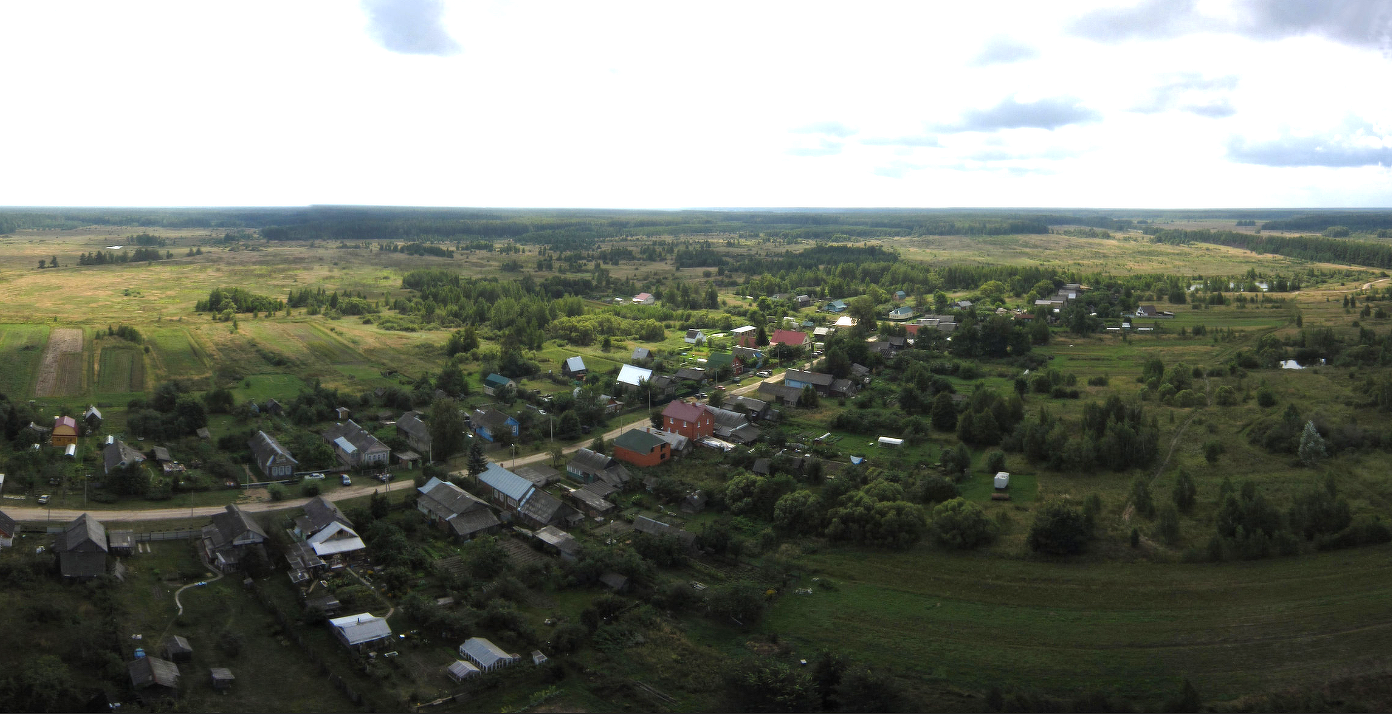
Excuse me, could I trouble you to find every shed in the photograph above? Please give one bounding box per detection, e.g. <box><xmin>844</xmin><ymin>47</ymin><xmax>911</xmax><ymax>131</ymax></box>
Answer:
<box><xmin>161</xmin><ymin>635</ymin><xmax>193</xmax><ymax>663</ymax></box>
<box><xmin>129</xmin><ymin>655</ymin><xmax>180</xmax><ymax>692</ymax></box>
<box><xmin>877</xmin><ymin>437</ymin><xmax>903</xmax><ymax>448</ymax></box>
<box><xmin>994</xmin><ymin>472</ymin><xmax>1010</xmax><ymax>489</ymax></box>
<box><xmin>210</xmin><ymin>668</ymin><xmax>235</xmax><ymax>690</ymax></box>
<box><xmin>532</xmin><ymin>650</ymin><xmax>549</xmax><ymax>665</ymax></box>
<box><xmin>599</xmin><ymin>571</ymin><xmax>629</xmax><ymax>592</ymax></box>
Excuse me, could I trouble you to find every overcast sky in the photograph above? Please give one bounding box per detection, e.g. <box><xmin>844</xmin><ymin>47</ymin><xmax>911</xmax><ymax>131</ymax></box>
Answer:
<box><xmin>3</xmin><ymin>0</ymin><xmax>1391</xmax><ymax>208</ymax></box>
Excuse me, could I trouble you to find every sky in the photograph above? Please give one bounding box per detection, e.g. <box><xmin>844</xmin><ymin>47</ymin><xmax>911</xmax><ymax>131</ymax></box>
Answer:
<box><xmin>2</xmin><ymin>0</ymin><xmax>1391</xmax><ymax>209</ymax></box>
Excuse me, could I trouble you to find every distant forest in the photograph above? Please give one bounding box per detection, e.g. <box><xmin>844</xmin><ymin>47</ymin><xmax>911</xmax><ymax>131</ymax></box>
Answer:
<box><xmin>4</xmin><ymin>206</ymin><xmax>1392</xmax><ymax>248</ymax></box>
<box><xmin>1151</xmin><ymin>229</ymin><xmax>1392</xmax><ymax>269</ymax></box>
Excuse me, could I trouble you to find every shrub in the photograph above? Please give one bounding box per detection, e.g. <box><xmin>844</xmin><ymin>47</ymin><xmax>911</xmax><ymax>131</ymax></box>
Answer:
<box><xmin>931</xmin><ymin>498</ymin><xmax>996</xmax><ymax>550</ymax></box>
<box><xmin>1027</xmin><ymin>501</ymin><xmax>1092</xmax><ymax>555</ymax></box>
<box><xmin>1257</xmin><ymin>388</ymin><xmax>1276</xmax><ymax>408</ymax></box>
<box><xmin>985</xmin><ymin>450</ymin><xmax>1006</xmax><ymax>473</ymax></box>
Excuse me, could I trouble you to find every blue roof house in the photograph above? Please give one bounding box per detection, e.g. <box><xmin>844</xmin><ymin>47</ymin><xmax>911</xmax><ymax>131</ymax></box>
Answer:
<box><xmin>825</xmin><ymin>299</ymin><xmax>848</xmax><ymax>313</ymax></box>
<box><xmin>477</xmin><ymin>462</ymin><xmax>536</xmax><ymax>511</ymax></box>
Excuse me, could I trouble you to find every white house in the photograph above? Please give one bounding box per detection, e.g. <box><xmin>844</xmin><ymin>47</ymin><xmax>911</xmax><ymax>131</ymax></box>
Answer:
<box><xmin>616</xmin><ymin>364</ymin><xmax>653</xmax><ymax>388</ymax></box>
<box><xmin>329</xmin><ymin>613</ymin><xmax>392</xmax><ymax>650</ymax></box>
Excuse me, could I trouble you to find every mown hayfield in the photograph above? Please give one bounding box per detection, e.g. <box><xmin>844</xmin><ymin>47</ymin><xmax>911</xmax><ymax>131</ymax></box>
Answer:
<box><xmin>0</xmin><ymin>323</ymin><xmax>49</xmax><ymax>397</ymax></box>
<box><xmin>757</xmin><ymin>543</ymin><xmax>1392</xmax><ymax>704</ymax></box>
<box><xmin>230</xmin><ymin>372</ymin><xmax>310</xmax><ymax>405</ymax></box>
<box><xmin>146</xmin><ymin>325</ymin><xmax>211</xmax><ymax>379</ymax></box>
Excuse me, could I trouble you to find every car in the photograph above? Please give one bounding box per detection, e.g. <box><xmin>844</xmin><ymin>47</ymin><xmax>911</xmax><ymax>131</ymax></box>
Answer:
<box><xmin>375</xmin><ymin>473</ymin><xmax>393</xmax><ymax>483</ymax></box>
<box><xmin>36</xmin><ymin>494</ymin><xmax>50</xmax><ymax>505</ymax></box>
<box><xmin>304</xmin><ymin>472</ymin><xmax>325</xmax><ymax>480</ymax></box>
<box><xmin>695</xmin><ymin>392</ymin><xmax>708</xmax><ymax>400</ymax></box>
<box><xmin>715</xmin><ymin>385</ymin><xmax>726</xmax><ymax>391</ymax></box>
<box><xmin>341</xmin><ymin>474</ymin><xmax>352</xmax><ymax>486</ymax></box>
<box><xmin>756</xmin><ymin>371</ymin><xmax>772</xmax><ymax>378</ymax></box>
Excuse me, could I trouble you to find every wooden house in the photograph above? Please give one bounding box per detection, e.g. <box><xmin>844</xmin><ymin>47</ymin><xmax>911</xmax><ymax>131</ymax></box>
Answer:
<box><xmin>248</xmin><ymin>431</ymin><xmax>297</xmax><ymax>479</ymax></box>
<box><xmin>611</xmin><ymin>429</ymin><xmax>671</xmax><ymax>468</ymax></box>
<box><xmin>51</xmin><ymin>416</ymin><xmax>79</xmax><ymax>447</ymax></box>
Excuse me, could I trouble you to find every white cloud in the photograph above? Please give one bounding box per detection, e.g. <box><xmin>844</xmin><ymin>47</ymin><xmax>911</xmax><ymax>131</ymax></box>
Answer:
<box><xmin>0</xmin><ymin>0</ymin><xmax>1387</xmax><ymax>207</ymax></box>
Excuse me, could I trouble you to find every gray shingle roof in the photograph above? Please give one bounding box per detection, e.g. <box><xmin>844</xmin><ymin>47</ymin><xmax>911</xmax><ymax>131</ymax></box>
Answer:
<box><xmin>247</xmin><ymin>431</ymin><xmax>296</xmax><ymax>476</ymax></box>
<box><xmin>129</xmin><ymin>656</ymin><xmax>180</xmax><ymax>689</ymax></box>
<box><xmin>301</xmin><ymin>496</ymin><xmax>351</xmax><ymax>535</ymax></box>
<box><xmin>103</xmin><ymin>440</ymin><xmax>146</xmax><ymax>474</ymax></box>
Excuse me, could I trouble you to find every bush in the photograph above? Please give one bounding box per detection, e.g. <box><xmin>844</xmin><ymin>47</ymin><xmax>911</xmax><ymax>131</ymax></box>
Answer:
<box><xmin>1027</xmin><ymin>501</ymin><xmax>1092</xmax><ymax>555</ymax></box>
<box><xmin>301</xmin><ymin>482</ymin><xmax>321</xmax><ymax>497</ymax></box>
<box><xmin>267</xmin><ymin>484</ymin><xmax>285</xmax><ymax>501</ymax></box>
<box><xmin>985</xmin><ymin>450</ymin><xmax>1006</xmax><ymax>473</ymax></box>
<box><xmin>1257</xmin><ymin>388</ymin><xmax>1276</xmax><ymax>408</ymax></box>
<box><xmin>931</xmin><ymin>498</ymin><xmax>996</xmax><ymax>550</ymax></box>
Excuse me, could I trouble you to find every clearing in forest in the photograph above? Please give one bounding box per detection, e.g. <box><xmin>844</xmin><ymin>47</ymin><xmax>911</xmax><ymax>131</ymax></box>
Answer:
<box><xmin>34</xmin><ymin>328</ymin><xmax>84</xmax><ymax>397</ymax></box>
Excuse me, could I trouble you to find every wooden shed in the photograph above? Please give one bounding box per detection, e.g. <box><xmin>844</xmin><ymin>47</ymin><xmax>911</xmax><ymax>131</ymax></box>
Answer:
<box><xmin>210</xmin><ymin>667</ymin><xmax>235</xmax><ymax>690</ymax></box>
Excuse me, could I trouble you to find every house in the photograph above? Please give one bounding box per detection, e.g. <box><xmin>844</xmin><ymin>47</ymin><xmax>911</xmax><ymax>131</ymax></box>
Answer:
<box><xmin>447</xmin><ymin>660</ymin><xmax>482</xmax><ymax>682</ymax></box>
<box><xmin>673</xmin><ymin>366</ymin><xmax>708</xmax><ymax>384</ymax></box>
<box><xmin>295</xmin><ymin>497</ymin><xmax>366</xmax><ymax>566</ymax></box>
<box><xmin>612</xmin><ymin>429</ymin><xmax>671</xmax><ymax>467</ymax></box>
<box><xmin>0</xmin><ymin>509</ymin><xmax>14</xmax><ymax>548</ymax></box>
<box><xmin>460</xmin><ymin>637</ymin><xmax>521</xmax><ymax>671</ymax></box>
<box><xmin>681</xmin><ymin>490</ymin><xmax>708</xmax><ymax>514</ymax></box>
<box><xmin>632</xmin><ymin>515</ymin><xmax>697</xmax><ymax>551</ymax></box>
<box><xmin>733</xmin><ymin>345</ymin><xmax>765</xmax><ymax>368</ymax></box>
<box><xmin>662</xmin><ymin>400</ymin><xmax>714</xmax><ymax>440</ymax></box>
<box><xmin>535</xmin><ymin>525</ymin><xmax>581</xmax><ymax>562</ymax></box>
<box><xmin>416</xmin><ymin>477</ymin><xmax>500</xmax><ymax>540</ymax></box>
<box><xmin>600</xmin><ymin>572</ymin><xmax>629</xmax><ymax>592</ymax></box>
<box><xmin>706</xmin><ymin>352</ymin><xmax>743</xmax><ymax>376</ymax></box>
<box><xmin>55</xmin><ymin>513</ymin><xmax>107</xmax><ymax>578</ymax></box>
<box><xmin>514</xmin><ymin>463</ymin><xmax>563</xmax><ymax>487</ymax></box>
<box><xmin>887</xmin><ymin>306</ymin><xmax>915</xmax><ymax>320</ymax></box>
<box><xmin>151</xmin><ymin>446</ymin><xmax>172</xmax><ymax>463</ymax></box>
<box><xmin>757</xmin><ymin>382</ymin><xmax>805</xmax><ymax>407</ymax></box>
<box><xmin>631</xmin><ymin>347</ymin><xmax>652</xmax><ymax>361</ymax></box>
<box><xmin>850</xmin><ymin>363</ymin><xmax>871</xmax><ymax>380</ymax></box>
<box><xmin>210</xmin><ymin>668</ymin><xmax>235</xmax><ymax>691</ymax></box>
<box><xmin>616</xmin><ymin>364</ymin><xmax>653</xmax><ymax>389</ymax></box>
<box><xmin>887</xmin><ymin>335</ymin><xmax>907</xmax><ymax>350</ymax></box>
<box><xmin>396</xmin><ymin>411</ymin><xmax>432</xmax><ymax>460</ymax></box>
<box><xmin>262</xmin><ymin>398</ymin><xmax>284</xmax><ymax>416</ymax></box>
<box><xmin>783</xmin><ymin>369</ymin><xmax>835</xmax><ymax>395</ymax></box>
<box><xmin>162</xmin><ymin>636</ymin><xmax>193</xmax><ymax>663</ymax></box>
<box><xmin>731</xmin><ymin>325</ymin><xmax>757</xmax><ymax>347</ymax></box>
<box><xmin>329</xmin><ymin>613</ymin><xmax>392</xmax><ymax>650</ymax></box>
<box><xmin>813</xmin><ymin>326</ymin><xmax>832</xmax><ymax>340</ymax></box>
<box><xmin>200</xmin><ymin>504</ymin><xmax>268</xmax><ymax>572</ymax></box>
<box><xmin>707</xmin><ymin>407</ymin><xmax>761</xmax><ymax>444</ymax></box>
<box><xmin>82</xmin><ymin>405</ymin><xmax>102</xmax><ymax>433</ymax></box>
<box><xmin>568</xmin><ymin>484</ymin><xmax>616</xmax><ymax>517</ymax></box>
<box><xmin>195</xmin><ymin>427</ymin><xmax>211</xmax><ymax>440</ymax></box>
<box><xmin>518</xmin><ymin>488</ymin><xmax>576</xmax><ymax>529</ymax></box>
<box><xmin>532</xmin><ymin>651</ymin><xmax>549</xmax><ymax>666</ymax></box>
<box><xmin>752</xmin><ymin>458</ymin><xmax>771</xmax><ymax>475</ymax></box>
<box><xmin>483</xmin><ymin>373</ymin><xmax>515</xmax><ymax>396</ymax></box>
<box><xmin>770</xmin><ymin>329</ymin><xmax>810</xmax><ymax>348</ymax></box>
<box><xmin>796</xmin><ymin>294</ymin><xmax>812</xmax><ymax>308</ymax></box>
<box><xmin>102</xmin><ymin>439</ymin><xmax>146</xmax><ymax>475</ymax></box>
<box><xmin>472</xmin><ymin>408</ymin><xmax>519</xmax><ymax>442</ymax></box>
<box><xmin>322</xmin><ymin>420</ymin><xmax>391</xmax><ymax>469</ymax></box>
<box><xmin>567</xmin><ymin>448</ymin><xmax>631</xmax><ymax>487</ymax></box>
<box><xmin>632</xmin><ymin>292</ymin><xmax>656</xmax><ymax>305</ymax></box>
<box><xmin>647</xmin><ymin>374</ymin><xmax>678</xmax><ymax>397</ymax></box>
<box><xmin>560</xmin><ymin>357</ymin><xmax>588</xmax><ymax>380</ymax></box>
<box><xmin>248</xmin><ymin>431</ymin><xmax>297</xmax><ymax>479</ymax></box>
<box><xmin>956</xmin><ymin>299</ymin><xmax>973</xmax><ymax>309</ymax></box>
<box><xmin>646</xmin><ymin>427</ymin><xmax>691</xmax><ymax>456</ymax></box>
<box><xmin>825</xmin><ymin>299</ymin><xmax>848</xmax><ymax>313</ymax></box>
<box><xmin>684</xmin><ymin>329</ymin><xmax>705</xmax><ymax>344</ymax></box>
<box><xmin>895</xmin><ymin>290</ymin><xmax>908</xmax><ymax>301</ymax></box>
<box><xmin>129</xmin><ymin>656</ymin><xmax>180</xmax><ymax>695</ymax></box>
<box><xmin>830</xmin><ymin>378</ymin><xmax>858</xmax><ymax>398</ymax></box>
<box><xmin>728</xmin><ymin>395</ymin><xmax>772</xmax><ymax>421</ymax></box>
<box><xmin>51</xmin><ymin>416</ymin><xmax>79</xmax><ymax>447</ymax></box>
<box><xmin>477</xmin><ymin>462</ymin><xmax>536</xmax><ymax>512</ymax></box>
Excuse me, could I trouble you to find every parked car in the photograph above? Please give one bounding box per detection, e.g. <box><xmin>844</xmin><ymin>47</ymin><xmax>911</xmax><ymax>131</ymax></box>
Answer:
<box><xmin>756</xmin><ymin>370</ymin><xmax>772</xmax><ymax>378</ymax></box>
<box><xmin>375</xmin><ymin>472</ymin><xmax>393</xmax><ymax>483</ymax></box>
<box><xmin>305</xmin><ymin>472</ymin><xmax>326</xmax><ymax>480</ymax></box>
<box><xmin>37</xmin><ymin>494</ymin><xmax>50</xmax><ymax>505</ymax></box>
<box><xmin>341</xmin><ymin>474</ymin><xmax>351</xmax><ymax>486</ymax></box>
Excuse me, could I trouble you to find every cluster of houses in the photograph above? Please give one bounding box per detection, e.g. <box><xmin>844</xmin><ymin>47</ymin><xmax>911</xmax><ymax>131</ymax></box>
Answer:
<box><xmin>127</xmin><ymin>633</ymin><xmax>236</xmax><ymax>701</ymax></box>
<box><xmin>1034</xmin><ymin>282</ymin><xmax>1086</xmax><ymax>313</ymax></box>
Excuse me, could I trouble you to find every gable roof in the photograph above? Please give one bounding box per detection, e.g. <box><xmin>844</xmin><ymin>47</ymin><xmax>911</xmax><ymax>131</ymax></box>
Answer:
<box><xmin>784</xmin><ymin>369</ymin><xmax>834</xmax><ymax>386</ymax></box>
<box><xmin>632</xmin><ymin>516</ymin><xmax>697</xmax><ymax>546</ymax></box>
<box><xmin>323</xmin><ymin>420</ymin><xmax>389</xmax><ymax>455</ymax></box>
<box><xmin>674</xmin><ymin>367</ymin><xmax>707</xmax><ymax>381</ymax></box>
<box><xmin>518</xmin><ymin>488</ymin><xmax>569</xmax><ymax>525</ymax></box>
<box><xmin>449</xmin><ymin>508</ymin><xmax>502</xmax><ymax>538</ymax></box>
<box><xmin>307</xmin><ymin>521</ymin><xmax>366</xmax><ymax>556</ymax></box>
<box><xmin>83</xmin><ymin>405</ymin><xmax>102</xmax><ymax>421</ymax></box>
<box><xmin>129</xmin><ymin>655</ymin><xmax>180</xmax><ymax>689</ymax></box>
<box><xmin>53</xmin><ymin>415</ymin><xmax>78</xmax><ymax>432</ymax></box>
<box><xmin>209</xmin><ymin>504</ymin><xmax>267</xmax><ymax>545</ymax></box>
<box><xmin>513</xmin><ymin>463</ymin><xmax>562</xmax><ymax>486</ymax></box>
<box><xmin>417</xmin><ymin>477</ymin><xmax>490</xmax><ymax>518</ymax></box>
<box><xmin>536</xmin><ymin>525</ymin><xmax>580</xmax><ymax>556</ymax></box>
<box><xmin>662</xmin><ymin>400</ymin><xmax>708</xmax><ymax>423</ymax></box>
<box><xmin>484</xmin><ymin>373</ymin><xmax>513</xmax><ymax>389</ymax></box>
<box><xmin>330</xmin><ymin>613</ymin><xmax>392</xmax><ymax>645</ymax></box>
<box><xmin>301</xmin><ymin>496</ymin><xmax>352</xmax><ymax>534</ymax></box>
<box><xmin>706</xmin><ymin>352</ymin><xmax>735</xmax><ymax>367</ymax></box>
<box><xmin>152</xmin><ymin>446</ymin><xmax>172</xmax><ymax>462</ymax></box>
<box><xmin>478</xmin><ymin>462</ymin><xmax>535</xmax><ymax>503</ymax></box>
<box><xmin>706</xmin><ymin>406</ymin><xmax>748</xmax><ymax>429</ymax></box>
<box><xmin>613</xmin><ymin>429</ymin><xmax>666</xmax><ymax>453</ymax></box>
<box><xmin>770</xmin><ymin>329</ymin><xmax>808</xmax><ymax>346</ymax></box>
<box><xmin>0</xmin><ymin>509</ymin><xmax>15</xmax><ymax>538</ymax></box>
<box><xmin>563</xmin><ymin>356</ymin><xmax>587</xmax><ymax>373</ymax></box>
<box><xmin>461</xmin><ymin>637</ymin><xmax>519</xmax><ymax>668</ymax></box>
<box><xmin>631</xmin><ymin>347</ymin><xmax>651</xmax><ymax>360</ymax></box>
<box><xmin>568</xmin><ymin>447</ymin><xmax>615</xmax><ymax>474</ymax></box>
<box><xmin>729</xmin><ymin>396</ymin><xmax>769</xmax><ymax>414</ymax></box>
<box><xmin>247</xmin><ymin>431</ymin><xmax>297</xmax><ymax>474</ymax></box>
<box><xmin>396</xmin><ymin>411</ymin><xmax>430</xmax><ymax>442</ymax></box>
<box><xmin>473</xmin><ymin>408</ymin><xmax>516</xmax><ymax>431</ymax></box>
<box><xmin>616</xmin><ymin>364</ymin><xmax>653</xmax><ymax>387</ymax></box>
<box><xmin>63</xmin><ymin>513</ymin><xmax>108</xmax><ymax>553</ymax></box>
<box><xmin>103</xmin><ymin>440</ymin><xmax>146</xmax><ymax>473</ymax></box>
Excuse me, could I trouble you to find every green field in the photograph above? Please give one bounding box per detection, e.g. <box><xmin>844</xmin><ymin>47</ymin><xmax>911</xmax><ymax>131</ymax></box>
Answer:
<box><xmin>95</xmin><ymin>345</ymin><xmax>145</xmax><ymax>394</ymax></box>
<box><xmin>147</xmin><ymin>325</ymin><xmax>211</xmax><ymax>380</ymax></box>
<box><xmin>0</xmin><ymin>323</ymin><xmax>49</xmax><ymax>397</ymax></box>
<box><xmin>230</xmin><ymin>372</ymin><xmax>310</xmax><ymax>405</ymax></box>
<box><xmin>756</xmin><ymin>543</ymin><xmax>1392</xmax><ymax>704</ymax></box>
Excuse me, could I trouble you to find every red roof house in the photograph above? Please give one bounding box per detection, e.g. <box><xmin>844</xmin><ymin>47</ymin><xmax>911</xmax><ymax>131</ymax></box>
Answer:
<box><xmin>662</xmin><ymin>401</ymin><xmax>714</xmax><ymax>440</ymax></box>
<box><xmin>52</xmin><ymin>416</ymin><xmax>80</xmax><ymax>447</ymax></box>
<box><xmin>770</xmin><ymin>329</ymin><xmax>810</xmax><ymax>348</ymax></box>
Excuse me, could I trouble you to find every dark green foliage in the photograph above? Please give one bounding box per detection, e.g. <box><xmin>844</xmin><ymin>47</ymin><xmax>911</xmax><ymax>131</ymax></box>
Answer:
<box><xmin>1172</xmin><ymin>470</ymin><xmax>1197</xmax><ymax>511</ymax></box>
<box><xmin>1130</xmin><ymin>478</ymin><xmax>1155</xmax><ymax>519</ymax></box>
<box><xmin>932</xmin><ymin>498</ymin><xmax>996</xmax><ymax>549</ymax></box>
<box><xmin>1028</xmin><ymin>501</ymin><xmax>1093</xmax><ymax>555</ymax></box>
<box><xmin>428</xmin><ymin>397</ymin><xmax>466</xmax><ymax>459</ymax></box>
<box><xmin>1157</xmin><ymin>505</ymin><xmax>1181</xmax><ymax>545</ymax></box>
<box><xmin>1288</xmin><ymin>478</ymin><xmax>1351</xmax><ymax>540</ymax></box>
<box><xmin>195</xmin><ymin>286</ymin><xmax>284</xmax><ymax>314</ymax></box>
<box><xmin>722</xmin><ymin>659</ymin><xmax>819</xmax><ymax>712</ymax></box>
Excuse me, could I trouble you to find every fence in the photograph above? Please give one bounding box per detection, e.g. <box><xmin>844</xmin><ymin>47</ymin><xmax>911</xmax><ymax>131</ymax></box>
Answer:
<box><xmin>135</xmin><ymin>529</ymin><xmax>199</xmax><ymax>542</ymax></box>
